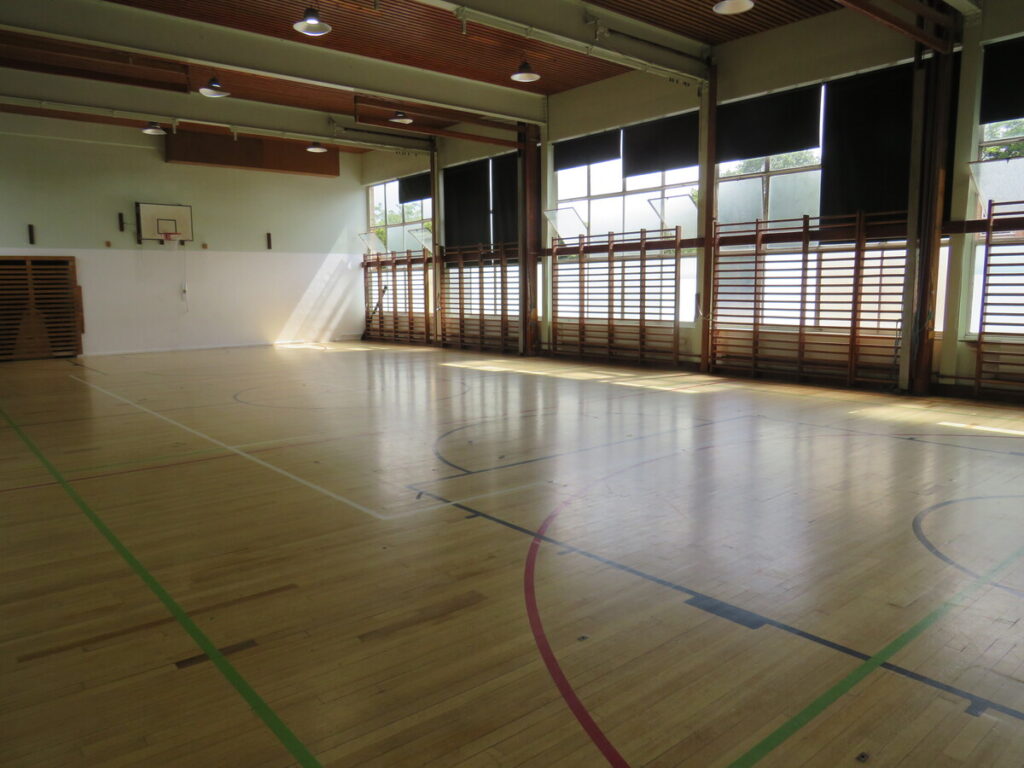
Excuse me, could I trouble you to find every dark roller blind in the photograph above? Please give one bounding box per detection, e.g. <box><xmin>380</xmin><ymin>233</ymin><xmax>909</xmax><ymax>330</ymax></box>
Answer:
<box><xmin>622</xmin><ymin>111</ymin><xmax>700</xmax><ymax>177</ymax></box>
<box><xmin>717</xmin><ymin>85</ymin><xmax>821</xmax><ymax>164</ymax></box>
<box><xmin>553</xmin><ymin>129</ymin><xmax>621</xmax><ymax>171</ymax></box>
<box><xmin>443</xmin><ymin>160</ymin><xmax>490</xmax><ymax>247</ymax></box>
<box><xmin>820</xmin><ymin>65</ymin><xmax>914</xmax><ymax>217</ymax></box>
<box><xmin>398</xmin><ymin>172</ymin><xmax>431</xmax><ymax>203</ymax></box>
<box><xmin>981</xmin><ymin>36</ymin><xmax>1024</xmax><ymax>125</ymax></box>
<box><xmin>491</xmin><ymin>153</ymin><xmax>519</xmax><ymax>244</ymax></box>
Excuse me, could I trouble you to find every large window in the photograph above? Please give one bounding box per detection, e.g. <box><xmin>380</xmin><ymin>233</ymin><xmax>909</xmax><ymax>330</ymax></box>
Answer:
<box><xmin>717</xmin><ymin>149</ymin><xmax>822</xmax><ymax>225</ymax></box>
<box><xmin>966</xmin><ymin>118</ymin><xmax>1024</xmax><ymax>336</ymax></box>
<box><xmin>368</xmin><ymin>180</ymin><xmax>432</xmax><ymax>253</ymax></box>
<box><xmin>555</xmin><ymin>158</ymin><xmax>700</xmax><ymax>239</ymax></box>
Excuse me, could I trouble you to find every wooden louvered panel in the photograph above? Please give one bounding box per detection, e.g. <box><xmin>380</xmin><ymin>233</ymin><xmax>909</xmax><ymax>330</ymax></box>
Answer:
<box><xmin>362</xmin><ymin>250</ymin><xmax>432</xmax><ymax>344</ymax></box>
<box><xmin>974</xmin><ymin>201</ymin><xmax>1024</xmax><ymax>397</ymax></box>
<box><xmin>440</xmin><ymin>243</ymin><xmax>519</xmax><ymax>353</ymax></box>
<box><xmin>710</xmin><ymin>215</ymin><xmax>905</xmax><ymax>387</ymax></box>
<box><xmin>550</xmin><ymin>229</ymin><xmax>684</xmax><ymax>364</ymax></box>
<box><xmin>0</xmin><ymin>257</ymin><xmax>83</xmax><ymax>362</ymax></box>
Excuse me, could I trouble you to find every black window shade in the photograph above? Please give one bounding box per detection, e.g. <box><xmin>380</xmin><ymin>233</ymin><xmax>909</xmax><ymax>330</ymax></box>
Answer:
<box><xmin>398</xmin><ymin>172</ymin><xmax>431</xmax><ymax>204</ymax></box>
<box><xmin>981</xmin><ymin>35</ymin><xmax>1024</xmax><ymax>125</ymax></box>
<box><xmin>491</xmin><ymin>153</ymin><xmax>519</xmax><ymax>244</ymax></box>
<box><xmin>443</xmin><ymin>160</ymin><xmax>490</xmax><ymax>247</ymax></box>
<box><xmin>622</xmin><ymin>111</ymin><xmax>700</xmax><ymax>177</ymax></box>
<box><xmin>717</xmin><ymin>85</ymin><xmax>821</xmax><ymax>164</ymax></box>
<box><xmin>820</xmin><ymin>65</ymin><xmax>914</xmax><ymax>217</ymax></box>
<box><xmin>553</xmin><ymin>129</ymin><xmax>621</xmax><ymax>172</ymax></box>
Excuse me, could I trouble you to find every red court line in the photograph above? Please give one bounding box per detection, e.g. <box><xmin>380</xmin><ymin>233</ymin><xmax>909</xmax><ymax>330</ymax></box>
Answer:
<box><xmin>523</xmin><ymin>504</ymin><xmax>631</xmax><ymax>768</ymax></box>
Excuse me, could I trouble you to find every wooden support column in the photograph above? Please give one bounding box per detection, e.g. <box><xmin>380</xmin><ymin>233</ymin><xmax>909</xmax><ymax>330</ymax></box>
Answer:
<box><xmin>909</xmin><ymin>48</ymin><xmax>957</xmax><ymax>395</ymax></box>
<box><xmin>518</xmin><ymin>122</ymin><xmax>542</xmax><ymax>356</ymax></box>
<box><xmin>698</xmin><ymin>65</ymin><xmax>718</xmax><ymax>372</ymax></box>
<box><xmin>429</xmin><ymin>140</ymin><xmax>442</xmax><ymax>344</ymax></box>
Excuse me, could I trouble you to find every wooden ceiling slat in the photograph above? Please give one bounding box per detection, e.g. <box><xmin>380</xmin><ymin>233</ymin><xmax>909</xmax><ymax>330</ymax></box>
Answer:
<box><xmin>103</xmin><ymin>0</ymin><xmax>628</xmax><ymax>93</ymax></box>
<box><xmin>587</xmin><ymin>0</ymin><xmax>840</xmax><ymax>45</ymax></box>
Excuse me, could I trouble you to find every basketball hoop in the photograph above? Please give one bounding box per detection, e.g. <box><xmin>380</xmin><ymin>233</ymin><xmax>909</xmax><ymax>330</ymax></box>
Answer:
<box><xmin>161</xmin><ymin>232</ymin><xmax>181</xmax><ymax>244</ymax></box>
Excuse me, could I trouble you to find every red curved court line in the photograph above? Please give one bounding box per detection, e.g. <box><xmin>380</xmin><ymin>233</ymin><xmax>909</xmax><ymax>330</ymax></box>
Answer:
<box><xmin>523</xmin><ymin>506</ymin><xmax>632</xmax><ymax>768</ymax></box>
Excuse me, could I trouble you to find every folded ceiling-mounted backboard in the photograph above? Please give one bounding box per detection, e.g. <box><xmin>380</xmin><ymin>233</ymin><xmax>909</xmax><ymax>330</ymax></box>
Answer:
<box><xmin>135</xmin><ymin>202</ymin><xmax>194</xmax><ymax>244</ymax></box>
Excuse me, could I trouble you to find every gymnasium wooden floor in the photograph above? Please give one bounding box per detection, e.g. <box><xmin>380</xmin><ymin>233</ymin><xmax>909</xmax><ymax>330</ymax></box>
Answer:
<box><xmin>1</xmin><ymin>341</ymin><xmax>1023</xmax><ymax>768</ymax></box>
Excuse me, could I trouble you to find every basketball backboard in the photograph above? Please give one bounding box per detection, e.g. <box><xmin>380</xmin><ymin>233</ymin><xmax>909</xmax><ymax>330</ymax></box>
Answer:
<box><xmin>136</xmin><ymin>202</ymin><xmax>194</xmax><ymax>244</ymax></box>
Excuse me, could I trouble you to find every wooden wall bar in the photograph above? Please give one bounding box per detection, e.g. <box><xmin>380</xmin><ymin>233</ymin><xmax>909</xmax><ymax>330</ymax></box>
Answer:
<box><xmin>361</xmin><ymin>250</ymin><xmax>432</xmax><ymax>344</ymax></box>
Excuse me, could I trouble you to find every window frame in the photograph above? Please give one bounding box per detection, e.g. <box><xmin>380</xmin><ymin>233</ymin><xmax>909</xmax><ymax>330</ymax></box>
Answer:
<box><xmin>367</xmin><ymin>179</ymin><xmax>433</xmax><ymax>253</ymax></box>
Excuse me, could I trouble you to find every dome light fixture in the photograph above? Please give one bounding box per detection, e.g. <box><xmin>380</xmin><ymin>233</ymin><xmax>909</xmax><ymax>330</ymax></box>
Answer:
<box><xmin>199</xmin><ymin>76</ymin><xmax>230</xmax><ymax>98</ymax></box>
<box><xmin>141</xmin><ymin>121</ymin><xmax>167</xmax><ymax>135</ymax></box>
<box><xmin>293</xmin><ymin>7</ymin><xmax>331</xmax><ymax>36</ymax></box>
<box><xmin>306</xmin><ymin>141</ymin><xmax>328</xmax><ymax>153</ymax></box>
<box><xmin>388</xmin><ymin>111</ymin><xmax>414</xmax><ymax>125</ymax></box>
<box><xmin>713</xmin><ymin>0</ymin><xmax>754</xmax><ymax>14</ymax></box>
<box><xmin>511</xmin><ymin>61</ymin><xmax>540</xmax><ymax>83</ymax></box>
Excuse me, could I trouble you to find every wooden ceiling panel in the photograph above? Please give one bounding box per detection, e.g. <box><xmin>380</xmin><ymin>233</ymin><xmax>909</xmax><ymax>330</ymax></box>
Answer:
<box><xmin>0</xmin><ymin>29</ymin><xmax>190</xmax><ymax>91</ymax></box>
<box><xmin>587</xmin><ymin>0</ymin><xmax>841</xmax><ymax>45</ymax></box>
<box><xmin>103</xmin><ymin>0</ymin><xmax>629</xmax><ymax>93</ymax></box>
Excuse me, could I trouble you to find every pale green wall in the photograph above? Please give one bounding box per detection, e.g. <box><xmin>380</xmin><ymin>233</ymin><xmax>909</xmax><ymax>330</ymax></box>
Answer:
<box><xmin>361</xmin><ymin>148</ymin><xmax>431</xmax><ymax>188</ymax></box>
<box><xmin>0</xmin><ymin>112</ymin><xmax>367</xmax><ymax>354</ymax></box>
<box><xmin>0</xmin><ymin>113</ymin><xmax>364</xmax><ymax>253</ymax></box>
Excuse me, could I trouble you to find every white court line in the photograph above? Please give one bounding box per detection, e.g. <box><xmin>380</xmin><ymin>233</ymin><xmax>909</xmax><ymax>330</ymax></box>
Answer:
<box><xmin>72</xmin><ymin>375</ymin><xmax>389</xmax><ymax>519</ymax></box>
<box><xmin>70</xmin><ymin>375</ymin><xmax>553</xmax><ymax>521</ymax></box>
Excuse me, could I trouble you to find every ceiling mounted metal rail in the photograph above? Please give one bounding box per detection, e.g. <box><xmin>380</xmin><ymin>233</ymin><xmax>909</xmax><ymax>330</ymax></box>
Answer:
<box><xmin>0</xmin><ymin>94</ymin><xmax>433</xmax><ymax>153</ymax></box>
<box><xmin>411</xmin><ymin>0</ymin><xmax>709</xmax><ymax>84</ymax></box>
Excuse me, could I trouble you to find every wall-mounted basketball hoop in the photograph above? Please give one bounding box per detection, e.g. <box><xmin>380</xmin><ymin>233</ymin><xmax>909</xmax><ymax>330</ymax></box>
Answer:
<box><xmin>135</xmin><ymin>202</ymin><xmax>193</xmax><ymax>245</ymax></box>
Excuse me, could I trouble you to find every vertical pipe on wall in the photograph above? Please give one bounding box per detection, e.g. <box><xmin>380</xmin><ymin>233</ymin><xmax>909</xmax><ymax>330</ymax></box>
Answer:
<box><xmin>698</xmin><ymin>65</ymin><xmax>718</xmax><ymax>372</ymax></box>
<box><xmin>518</xmin><ymin>122</ymin><xmax>542</xmax><ymax>356</ymax></box>
<box><xmin>941</xmin><ymin>17</ymin><xmax>984</xmax><ymax>386</ymax></box>
<box><xmin>672</xmin><ymin>225</ymin><xmax>682</xmax><ymax>366</ymax></box>
<box><xmin>899</xmin><ymin>47</ymin><xmax>928</xmax><ymax>391</ymax></box>
<box><xmin>910</xmin><ymin>47</ymin><xmax>957</xmax><ymax>394</ymax></box>
<box><xmin>430</xmin><ymin>140</ymin><xmax>442</xmax><ymax>345</ymax></box>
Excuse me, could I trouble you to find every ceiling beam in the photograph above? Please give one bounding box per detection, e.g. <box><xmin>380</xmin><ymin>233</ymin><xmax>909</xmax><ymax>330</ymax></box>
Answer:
<box><xmin>939</xmin><ymin>0</ymin><xmax>982</xmax><ymax>17</ymax></box>
<box><xmin>0</xmin><ymin>68</ymin><xmax>433</xmax><ymax>153</ymax></box>
<box><xmin>409</xmin><ymin>0</ymin><xmax>709</xmax><ymax>84</ymax></box>
<box><xmin>0</xmin><ymin>0</ymin><xmax>547</xmax><ymax>125</ymax></box>
<box><xmin>833</xmin><ymin>0</ymin><xmax>955</xmax><ymax>53</ymax></box>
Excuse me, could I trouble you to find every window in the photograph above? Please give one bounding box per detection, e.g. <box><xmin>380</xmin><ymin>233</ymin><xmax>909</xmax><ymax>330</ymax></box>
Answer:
<box><xmin>368</xmin><ymin>179</ymin><xmax>432</xmax><ymax>253</ymax></box>
<box><xmin>555</xmin><ymin>157</ymin><xmax>700</xmax><ymax>322</ymax></box>
<box><xmin>717</xmin><ymin>149</ymin><xmax>823</xmax><ymax>225</ymax></box>
<box><xmin>979</xmin><ymin>118</ymin><xmax>1024</xmax><ymax>161</ymax></box>
<box><xmin>966</xmin><ymin>118</ymin><xmax>1024</xmax><ymax>336</ymax></box>
<box><xmin>555</xmin><ymin>158</ymin><xmax>700</xmax><ymax>238</ymax></box>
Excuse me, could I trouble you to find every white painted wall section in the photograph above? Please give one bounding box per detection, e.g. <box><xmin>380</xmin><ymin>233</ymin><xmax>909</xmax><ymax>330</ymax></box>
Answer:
<box><xmin>0</xmin><ymin>113</ymin><xmax>366</xmax><ymax>355</ymax></box>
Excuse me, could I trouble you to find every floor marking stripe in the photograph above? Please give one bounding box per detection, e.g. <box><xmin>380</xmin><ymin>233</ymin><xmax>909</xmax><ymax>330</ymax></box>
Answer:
<box><xmin>524</xmin><ymin>504</ymin><xmax>632</xmax><ymax>768</ymax></box>
<box><xmin>415</xmin><ymin>481</ymin><xmax>549</xmax><ymax>513</ymax></box>
<box><xmin>70</xmin><ymin>376</ymin><xmax>387</xmax><ymax>519</ymax></box>
<box><xmin>408</xmin><ymin>483</ymin><xmax>1024</xmax><ymax>725</ymax></box>
<box><xmin>728</xmin><ymin>543</ymin><xmax>1024</xmax><ymax>768</ymax></box>
<box><xmin>0</xmin><ymin>405</ymin><xmax>323</xmax><ymax>768</ymax></box>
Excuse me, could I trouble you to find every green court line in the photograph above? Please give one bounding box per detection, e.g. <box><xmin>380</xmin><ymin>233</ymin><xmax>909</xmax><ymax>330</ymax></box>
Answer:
<box><xmin>0</xmin><ymin>406</ymin><xmax>323</xmax><ymax>768</ymax></box>
<box><xmin>730</xmin><ymin>543</ymin><xmax>1024</xmax><ymax>767</ymax></box>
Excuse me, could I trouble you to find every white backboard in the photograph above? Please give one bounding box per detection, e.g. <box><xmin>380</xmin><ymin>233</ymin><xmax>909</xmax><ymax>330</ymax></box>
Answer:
<box><xmin>136</xmin><ymin>202</ymin><xmax>194</xmax><ymax>243</ymax></box>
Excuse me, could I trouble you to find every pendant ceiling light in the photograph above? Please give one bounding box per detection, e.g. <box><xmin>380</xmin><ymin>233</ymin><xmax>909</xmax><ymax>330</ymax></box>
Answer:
<box><xmin>306</xmin><ymin>141</ymin><xmax>328</xmax><ymax>153</ymax></box>
<box><xmin>141</xmin><ymin>121</ymin><xmax>167</xmax><ymax>135</ymax></box>
<box><xmin>511</xmin><ymin>61</ymin><xmax>540</xmax><ymax>83</ymax></box>
<box><xmin>293</xmin><ymin>7</ymin><xmax>331</xmax><ymax>36</ymax></box>
<box><xmin>388</xmin><ymin>111</ymin><xmax>414</xmax><ymax>125</ymax></box>
<box><xmin>199</xmin><ymin>76</ymin><xmax>230</xmax><ymax>97</ymax></box>
<box><xmin>713</xmin><ymin>0</ymin><xmax>754</xmax><ymax>14</ymax></box>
